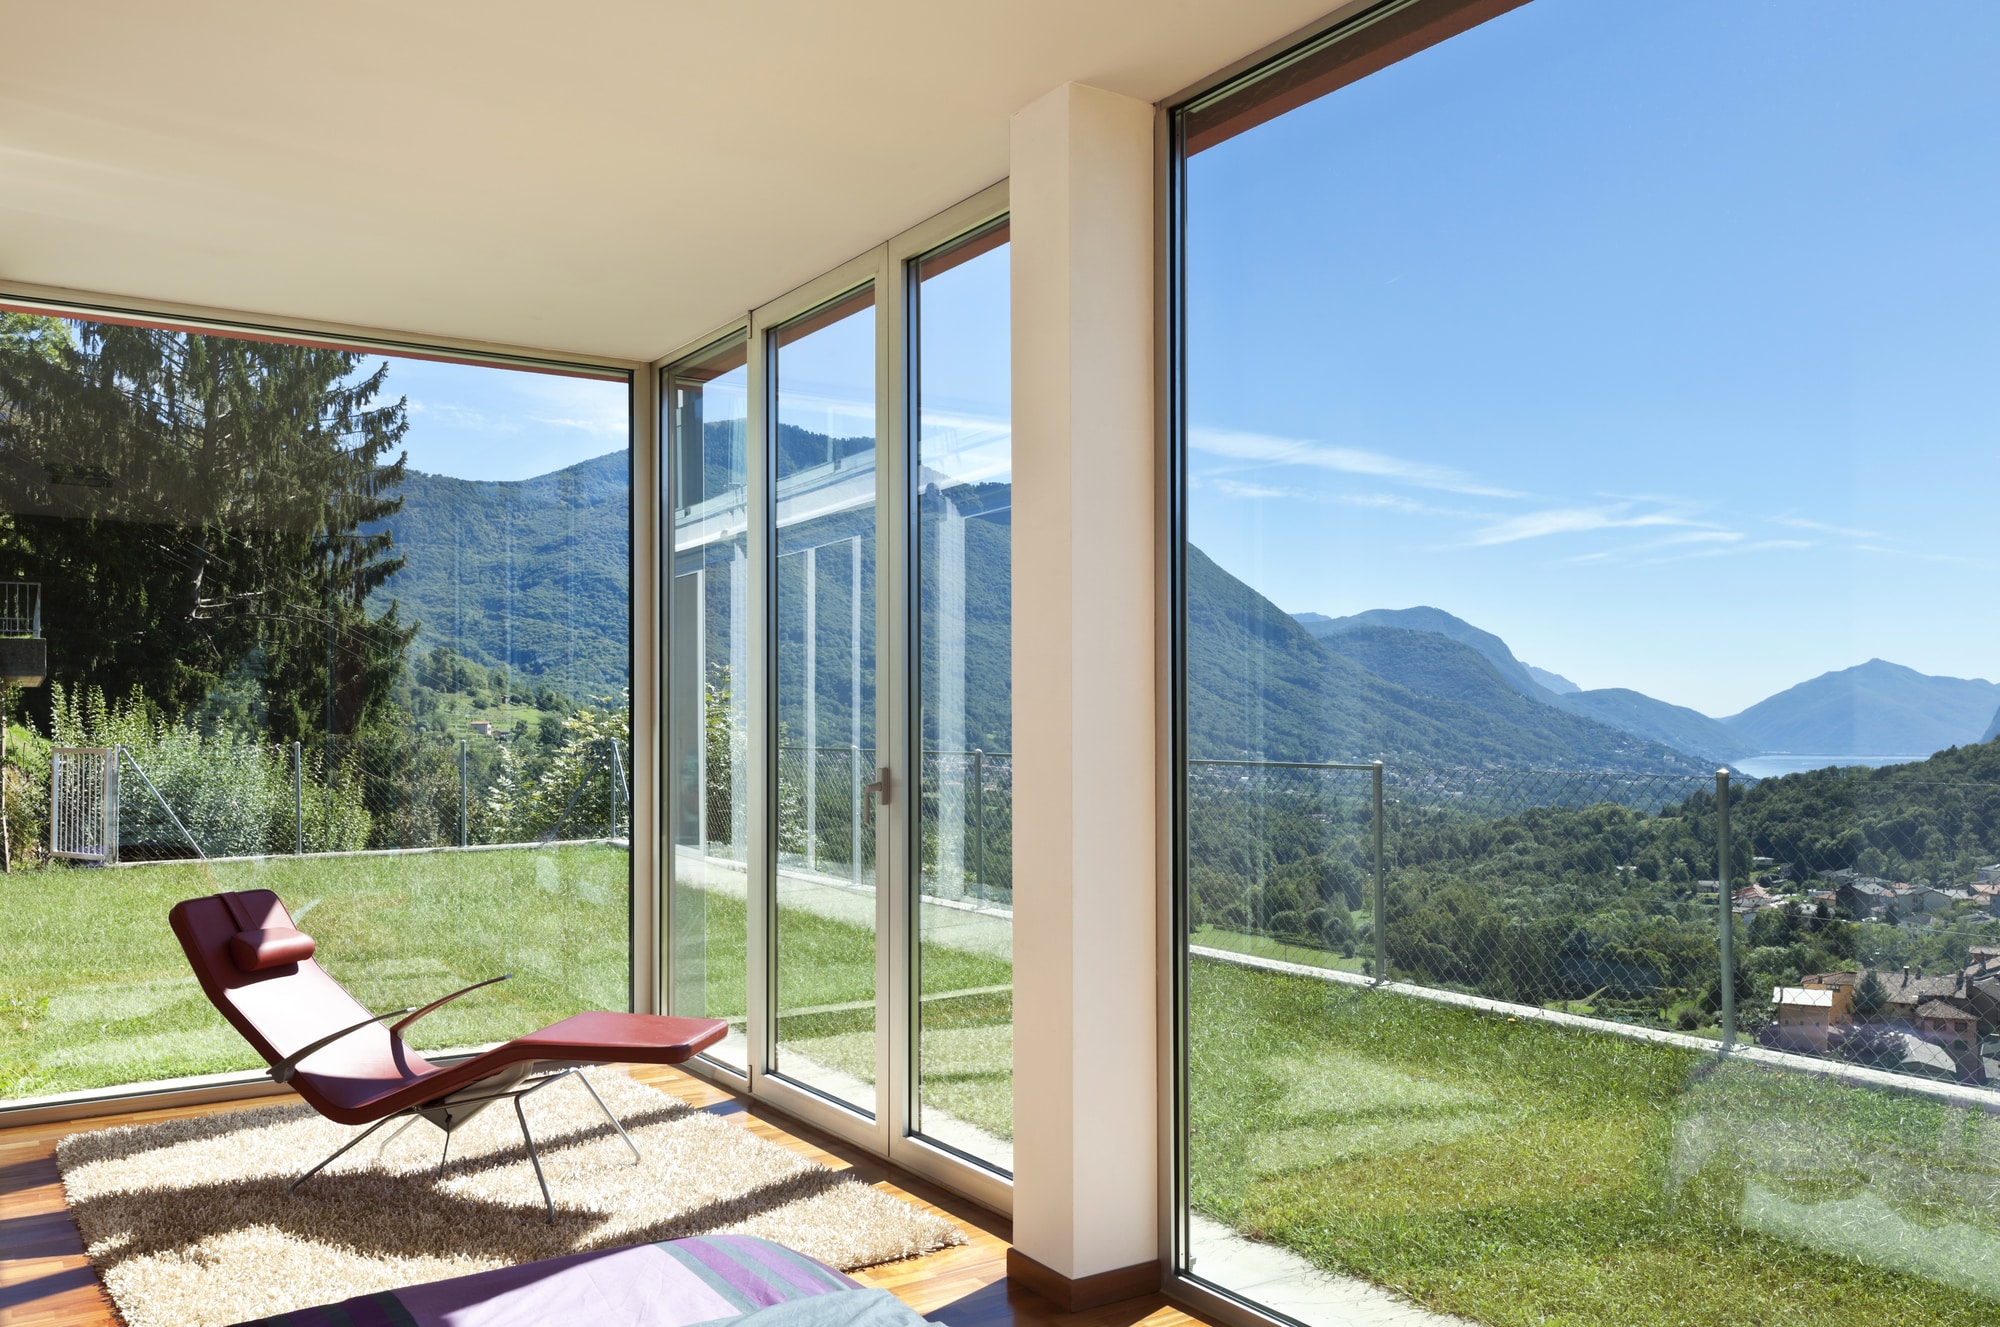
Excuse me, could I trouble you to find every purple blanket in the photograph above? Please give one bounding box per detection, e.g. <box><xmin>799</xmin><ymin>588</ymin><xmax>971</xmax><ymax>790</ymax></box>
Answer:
<box><xmin>235</xmin><ymin>1234</ymin><xmax>884</xmax><ymax>1327</ymax></box>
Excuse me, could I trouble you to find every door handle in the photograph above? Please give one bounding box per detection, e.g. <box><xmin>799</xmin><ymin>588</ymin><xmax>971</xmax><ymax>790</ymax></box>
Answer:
<box><xmin>862</xmin><ymin>766</ymin><xmax>892</xmax><ymax>825</ymax></box>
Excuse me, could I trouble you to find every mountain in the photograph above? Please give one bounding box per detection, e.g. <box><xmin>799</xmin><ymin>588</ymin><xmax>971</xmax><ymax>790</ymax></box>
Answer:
<box><xmin>1557</xmin><ymin>688</ymin><xmax>1751</xmax><ymax>765</ymax></box>
<box><xmin>369</xmin><ymin>450</ymin><xmax>630</xmax><ymax>700</ymax></box>
<box><xmin>1199</xmin><ymin>555</ymin><xmax>1703</xmax><ymax>772</ymax></box>
<box><xmin>1295</xmin><ymin>606</ymin><xmax>1548</xmax><ymax>699</ymax></box>
<box><xmin>1724</xmin><ymin>659</ymin><xmax>2000</xmax><ymax>756</ymax></box>
<box><xmin>1985</xmin><ymin>704</ymin><xmax>2000</xmax><ymax>745</ymax></box>
<box><xmin>1525</xmin><ymin>664</ymin><xmax>1580</xmax><ymax>695</ymax></box>
<box><xmin>1290</xmin><ymin>604</ymin><xmax>1744</xmax><ymax>764</ymax></box>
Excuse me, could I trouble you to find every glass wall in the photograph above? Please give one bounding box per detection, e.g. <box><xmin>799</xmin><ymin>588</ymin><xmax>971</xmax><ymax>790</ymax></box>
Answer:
<box><xmin>665</xmin><ymin>334</ymin><xmax>751</xmax><ymax>1071</ymax></box>
<box><xmin>1175</xmin><ymin>3</ymin><xmax>2000</xmax><ymax>1325</ymax></box>
<box><xmin>912</xmin><ymin>224</ymin><xmax>1014</xmax><ymax>1171</ymax></box>
<box><xmin>0</xmin><ymin>310</ymin><xmax>633</xmax><ymax>1100</ymax></box>
<box><xmin>771</xmin><ymin>287</ymin><xmax>881</xmax><ymax>1114</ymax></box>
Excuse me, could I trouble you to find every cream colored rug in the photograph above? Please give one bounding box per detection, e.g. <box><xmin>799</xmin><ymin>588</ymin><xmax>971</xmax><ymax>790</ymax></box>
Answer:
<box><xmin>57</xmin><ymin>1070</ymin><xmax>963</xmax><ymax>1327</ymax></box>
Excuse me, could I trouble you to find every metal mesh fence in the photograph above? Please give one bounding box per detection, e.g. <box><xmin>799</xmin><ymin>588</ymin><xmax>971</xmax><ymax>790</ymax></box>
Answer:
<box><xmin>918</xmin><ymin>749</ymin><xmax>1012</xmax><ymax>904</ymax></box>
<box><xmin>1187</xmin><ymin>759</ymin><xmax>2000</xmax><ymax>1087</ymax></box>
<box><xmin>1187</xmin><ymin>760</ymin><xmax>1379</xmax><ymax>962</ymax></box>
<box><xmin>776</xmin><ymin>745</ymin><xmax>877</xmax><ymax>880</ymax></box>
<box><xmin>104</xmin><ymin>732</ymin><xmax>631</xmax><ymax>862</ymax></box>
<box><xmin>1380</xmin><ymin>766</ymin><xmax>1724</xmax><ymax>1027</ymax></box>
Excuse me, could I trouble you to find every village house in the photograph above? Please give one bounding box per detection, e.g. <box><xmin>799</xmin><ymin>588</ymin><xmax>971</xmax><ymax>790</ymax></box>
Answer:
<box><xmin>1768</xmin><ymin>986</ymin><xmax>1842</xmax><ymax>1053</ymax></box>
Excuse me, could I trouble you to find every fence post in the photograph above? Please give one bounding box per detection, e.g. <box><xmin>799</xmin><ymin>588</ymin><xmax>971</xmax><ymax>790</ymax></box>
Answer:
<box><xmin>972</xmin><ymin>748</ymin><xmax>985</xmax><ymax>903</ymax></box>
<box><xmin>1372</xmin><ymin>760</ymin><xmax>1386</xmax><ymax>985</ymax></box>
<box><xmin>106</xmin><ymin>747</ymin><xmax>121</xmax><ymax>866</ymax></box>
<box><xmin>459</xmin><ymin>738</ymin><xmax>469</xmax><ymax>847</ymax></box>
<box><xmin>608</xmin><ymin>739</ymin><xmax>618</xmax><ymax>840</ymax></box>
<box><xmin>293</xmin><ymin>742</ymin><xmax>303</xmax><ymax>855</ymax></box>
<box><xmin>850</xmin><ymin>744</ymin><xmax>862</xmax><ymax>885</ymax></box>
<box><xmin>1717</xmin><ymin>769</ymin><xmax>1735</xmax><ymax>1050</ymax></box>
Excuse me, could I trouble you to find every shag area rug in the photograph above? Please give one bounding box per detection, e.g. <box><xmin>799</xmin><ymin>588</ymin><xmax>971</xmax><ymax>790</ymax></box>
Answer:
<box><xmin>57</xmin><ymin>1070</ymin><xmax>963</xmax><ymax>1327</ymax></box>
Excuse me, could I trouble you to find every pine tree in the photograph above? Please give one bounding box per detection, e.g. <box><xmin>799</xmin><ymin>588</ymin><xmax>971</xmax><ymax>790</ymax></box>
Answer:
<box><xmin>0</xmin><ymin>314</ymin><xmax>412</xmax><ymax>737</ymax></box>
<box><xmin>1853</xmin><ymin>969</ymin><xmax>1888</xmax><ymax>1021</ymax></box>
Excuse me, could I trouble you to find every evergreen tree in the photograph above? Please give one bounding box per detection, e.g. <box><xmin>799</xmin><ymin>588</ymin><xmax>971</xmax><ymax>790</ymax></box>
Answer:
<box><xmin>1853</xmin><ymin>969</ymin><xmax>1888</xmax><ymax>1020</ymax></box>
<box><xmin>0</xmin><ymin>314</ymin><xmax>411</xmax><ymax>736</ymax></box>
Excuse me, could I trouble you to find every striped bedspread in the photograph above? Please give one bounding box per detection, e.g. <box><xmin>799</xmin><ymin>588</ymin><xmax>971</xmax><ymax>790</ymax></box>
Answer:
<box><xmin>234</xmin><ymin>1234</ymin><xmax>922</xmax><ymax>1327</ymax></box>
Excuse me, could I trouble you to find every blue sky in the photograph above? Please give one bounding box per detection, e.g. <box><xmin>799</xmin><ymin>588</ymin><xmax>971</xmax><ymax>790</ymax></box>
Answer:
<box><xmin>363</xmin><ymin>354</ymin><xmax>629</xmax><ymax>483</ymax></box>
<box><xmin>919</xmin><ymin>242</ymin><xmax>1011</xmax><ymax>488</ymax></box>
<box><xmin>1185</xmin><ymin>0</ymin><xmax>2000</xmax><ymax>717</ymax></box>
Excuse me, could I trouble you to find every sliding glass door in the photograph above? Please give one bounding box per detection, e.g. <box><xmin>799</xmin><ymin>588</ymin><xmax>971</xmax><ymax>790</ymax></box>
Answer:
<box><xmin>910</xmin><ymin>222</ymin><xmax>1014</xmax><ymax>1170</ymax></box>
<box><xmin>770</xmin><ymin>286</ymin><xmax>883</xmax><ymax>1116</ymax></box>
<box><xmin>659</xmin><ymin>188</ymin><xmax>1012</xmax><ymax>1204</ymax></box>
<box><xmin>664</xmin><ymin>332</ymin><xmax>751</xmax><ymax>1073</ymax></box>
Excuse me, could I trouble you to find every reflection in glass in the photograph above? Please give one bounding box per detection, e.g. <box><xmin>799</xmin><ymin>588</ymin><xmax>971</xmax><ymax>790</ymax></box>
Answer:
<box><xmin>772</xmin><ymin>287</ymin><xmax>879</xmax><ymax>1113</ymax></box>
<box><xmin>666</xmin><ymin>337</ymin><xmax>751</xmax><ymax>1070</ymax></box>
<box><xmin>913</xmin><ymin>227</ymin><xmax>1014</xmax><ymax>1170</ymax></box>
<box><xmin>1178</xmin><ymin>3</ymin><xmax>2000</xmax><ymax>1324</ymax></box>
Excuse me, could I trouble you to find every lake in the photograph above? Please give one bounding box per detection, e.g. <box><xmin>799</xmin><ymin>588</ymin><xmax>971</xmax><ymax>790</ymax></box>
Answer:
<box><xmin>1735</xmin><ymin>754</ymin><xmax>1931</xmax><ymax>779</ymax></box>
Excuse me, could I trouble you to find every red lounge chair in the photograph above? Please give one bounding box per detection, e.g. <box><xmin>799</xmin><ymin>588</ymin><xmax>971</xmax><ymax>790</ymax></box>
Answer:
<box><xmin>171</xmin><ymin>889</ymin><xmax>727</xmax><ymax>1221</ymax></box>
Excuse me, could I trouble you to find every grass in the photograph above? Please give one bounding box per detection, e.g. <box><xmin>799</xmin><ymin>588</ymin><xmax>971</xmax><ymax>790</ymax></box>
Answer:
<box><xmin>11</xmin><ymin>857</ymin><xmax>1993</xmax><ymax>1324</ymax></box>
<box><xmin>1193</xmin><ymin>924</ymin><xmax>1369</xmax><ymax>973</ymax></box>
<box><xmin>670</xmin><ymin>881</ymin><xmax>1016</xmax><ymax>1141</ymax></box>
<box><xmin>1191</xmin><ymin>957</ymin><xmax>2000</xmax><ymax>1326</ymax></box>
<box><xmin>1</xmin><ymin>846</ymin><xmax>632</xmax><ymax>1098</ymax></box>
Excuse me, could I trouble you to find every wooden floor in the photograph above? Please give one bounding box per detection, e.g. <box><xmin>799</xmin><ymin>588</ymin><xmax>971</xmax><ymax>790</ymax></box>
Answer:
<box><xmin>0</xmin><ymin>1067</ymin><xmax>1212</xmax><ymax>1327</ymax></box>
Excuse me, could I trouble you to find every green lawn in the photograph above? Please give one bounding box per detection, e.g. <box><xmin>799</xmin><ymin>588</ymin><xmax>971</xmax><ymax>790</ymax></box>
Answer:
<box><xmin>1191</xmin><ymin>957</ymin><xmax>1999</xmax><ymax>1326</ymax></box>
<box><xmin>11</xmin><ymin>857</ymin><xmax>1992</xmax><ymax>1325</ymax></box>
<box><xmin>1</xmin><ymin>846</ymin><xmax>632</xmax><ymax>1098</ymax></box>
<box><xmin>669</xmin><ymin>881</ymin><xmax>1017</xmax><ymax>1142</ymax></box>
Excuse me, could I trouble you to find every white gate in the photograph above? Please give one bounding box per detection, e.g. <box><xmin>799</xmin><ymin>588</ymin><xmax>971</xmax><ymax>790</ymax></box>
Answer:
<box><xmin>51</xmin><ymin>746</ymin><xmax>118</xmax><ymax>863</ymax></box>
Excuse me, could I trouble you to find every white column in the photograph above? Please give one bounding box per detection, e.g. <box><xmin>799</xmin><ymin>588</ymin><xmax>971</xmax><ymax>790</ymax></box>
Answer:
<box><xmin>1009</xmin><ymin>82</ymin><xmax>1158</xmax><ymax>1297</ymax></box>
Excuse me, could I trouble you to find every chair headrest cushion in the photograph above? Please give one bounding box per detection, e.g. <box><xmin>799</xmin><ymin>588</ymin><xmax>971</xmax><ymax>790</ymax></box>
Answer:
<box><xmin>229</xmin><ymin>926</ymin><xmax>316</xmax><ymax>972</ymax></box>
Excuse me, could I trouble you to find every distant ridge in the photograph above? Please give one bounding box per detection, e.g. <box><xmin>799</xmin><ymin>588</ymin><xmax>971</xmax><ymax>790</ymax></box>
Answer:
<box><xmin>1558</xmin><ymin>688</ymin><xmax>1751</xmax><ymax>765</ymax></box>
<box><xmin>1724</xmin><ymin>659</ymin><xmax>2000</xmax><ymax>757</ymax></box>
<box><xmin>1295</xmin><ymin>606</ymin><xmax>1548</xmax><ymax>699</ymax></box>
<box><xmin>1526</xmin><ymin>664</ymin><xmax>1580</xmax><ymax>695</ymax></box>
<box><xmin>1291</xmin><ymin>605</ymin><xmax>2000</xmax><ymax>766</ymax></box>
<box><xmin>1219</xmin><ymin>580</ymin><xmax>1702</xmax><ymax>772</ymax></box>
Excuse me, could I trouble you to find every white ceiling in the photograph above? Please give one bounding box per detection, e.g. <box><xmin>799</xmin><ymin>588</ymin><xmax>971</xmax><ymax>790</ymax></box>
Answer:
<box><xmin>0</xmin><ymin>1</ymin><xmax>1336</xmax><ymax>363</ymax></box>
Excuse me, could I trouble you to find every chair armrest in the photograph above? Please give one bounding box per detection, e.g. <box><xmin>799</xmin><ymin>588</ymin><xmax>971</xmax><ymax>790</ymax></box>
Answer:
<box><xmin>268</xmin><ymin>1008</ymin><xmax>415</xmax><ymax>1083</ymax></box>
<box><xmin>389</xmin><ymin>974</ymin><xmax>511</xmax><ymax>1037</ymax></box>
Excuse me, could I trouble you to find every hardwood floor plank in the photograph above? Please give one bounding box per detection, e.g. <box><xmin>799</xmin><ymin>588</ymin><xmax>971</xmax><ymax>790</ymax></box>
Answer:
<box><xmin>2</xmin><ymin>1067</ymin><xmax>1218</xmax><ymax>1327</ymax></box>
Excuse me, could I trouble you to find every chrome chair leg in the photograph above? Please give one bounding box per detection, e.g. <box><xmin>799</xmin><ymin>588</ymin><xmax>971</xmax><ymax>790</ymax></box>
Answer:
<box><xmin>288</xmin><ymin>1113</ymin><xmax>405</xmax><ymax>1197</ymax></box>
<box><xmin>514</xmin><ymin>1093</ymin><xmax>554</xmax><ymax>1223</ymax></box>
<box><xmin>438</xmin><ymin>1127</ymin><xmax>451</xmax><ymax>1177</ymax></box>
<box><xmin>575</xmin><ymin>1071</ymin><xmax>641</xmax><ymax>1165</ymax></box>
<box><xmin>377</xmin><ymin>1114</ymin><xmax>420</xmax><ymax>1157</ymax></box>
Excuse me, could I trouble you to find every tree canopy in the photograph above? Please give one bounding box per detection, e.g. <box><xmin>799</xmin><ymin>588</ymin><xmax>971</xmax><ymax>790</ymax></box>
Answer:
<box><xmin>0</xmin><ymin>313</ymin><xmax>411</xmax><ymax>738</ymax></box>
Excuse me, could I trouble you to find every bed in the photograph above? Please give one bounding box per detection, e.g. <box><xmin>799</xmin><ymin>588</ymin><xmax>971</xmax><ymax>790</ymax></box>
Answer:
<box><xmin>228</xmin><ymin>1233</ymin><xmax>928</xmax><ymax>1327</ymax></box>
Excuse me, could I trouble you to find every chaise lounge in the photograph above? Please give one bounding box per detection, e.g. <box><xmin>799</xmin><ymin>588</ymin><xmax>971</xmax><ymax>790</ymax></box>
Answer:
<box><xmin>171</xmin><ymin>889</ymin><xmax>728</xmax><ymax>1221</ymax></box>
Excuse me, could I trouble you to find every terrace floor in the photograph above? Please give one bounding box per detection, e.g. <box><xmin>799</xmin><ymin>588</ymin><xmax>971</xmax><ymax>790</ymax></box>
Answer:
<box><xmin>0</xmin><ymin>1064</ymin><xmax>1206</xmax><ymax>1327</ymax></box>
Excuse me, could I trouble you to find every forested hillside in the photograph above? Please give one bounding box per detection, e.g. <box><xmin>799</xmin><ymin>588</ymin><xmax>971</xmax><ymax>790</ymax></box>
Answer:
<box><xmin>1190</xmin><ymin>732</ymin><xmax>2000</xmax><ymax>1035</ymax></box>
<box><xmin>372</xmin><ymin>450</ymin><xmax>630</xmax><ymax>701</ymax></box>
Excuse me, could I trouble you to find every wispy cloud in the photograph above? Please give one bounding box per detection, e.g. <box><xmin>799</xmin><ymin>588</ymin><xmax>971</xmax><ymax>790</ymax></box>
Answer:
<box><xmin>1207</xmin><ymin>478</ymin><xmax>1298</xmax><ymax>501</ymax></box>
<box><xmin>530</xmin><ymin>413</ymin><xmax>625</xmax><ymax>437</ymax></box>
<box><xmin>1773</xmin><ymin>515</ymin><xmax>1879</xmax><ymax>540</ymax></box>
<box><xmin>1189</xmin><ymin>426</ymin><xmax>1524</xmax><ymax>498</ymax></box>
<box><xmin>1855</xmin><ymin>544</ymin><xmax>1991</xmax><ymax>567</ymax></box>
<box><xmin>1465</xmin><ymin>504</ymin><xmax>1712</xmax><ymax>547</ymax></box>
<box><xmin>1332</xmin><ymin>492</ymin><xmax>1487</xmax><ymax>519</ymax></box>
<box><xmin>1638</xmin><ymin>537</ymin><xmax>1812</xmax><ymax>565</ymax></box>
